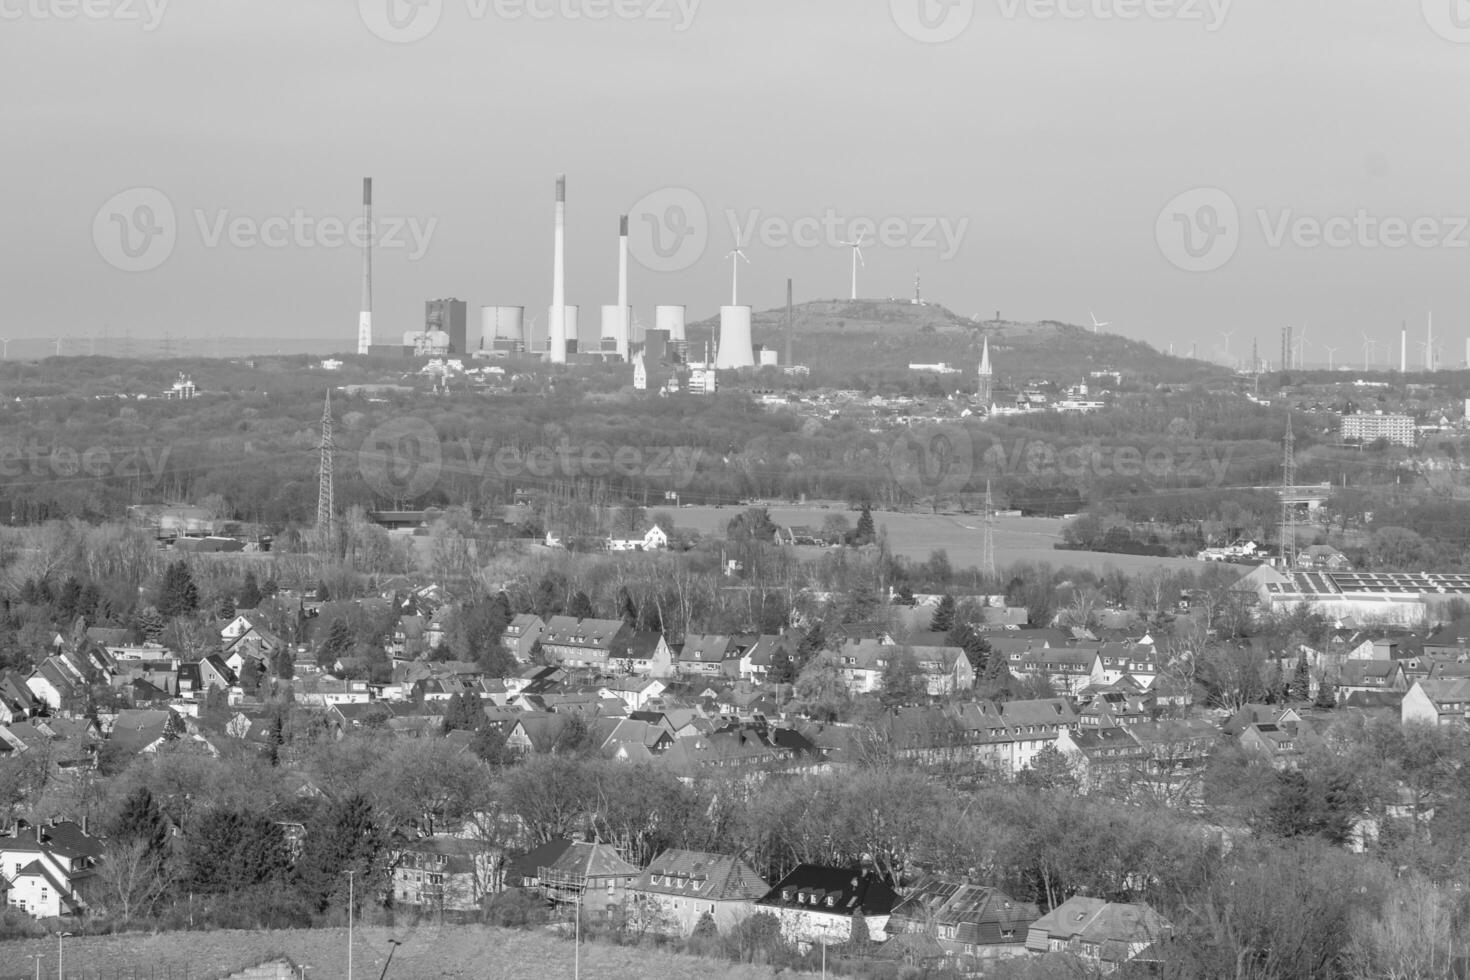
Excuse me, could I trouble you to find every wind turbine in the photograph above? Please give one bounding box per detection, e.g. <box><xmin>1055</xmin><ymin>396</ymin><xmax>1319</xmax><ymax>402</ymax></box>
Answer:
<box><xmin>1293</xmin><ymin>324</ymin><xmax>1310</xmax><ymax>370</ymax></box>
<box><xmin>726</xmin><ymin>245</ymin><xmax>750</xmax><ymax>306</ymax></box>
<box><xmin>1090</xmin><ymin>311</ymin><xmax>1110</xmax><ymax>334</ymax></box>
<box><xmin>1220</xmin><ymin>330</ymin><xmax>1235</xmax><ymax>368</ymax></box>
<box><xmin>838</xmin><ymin>235</ymin><xmax>867</xmax><ymax>301</ymax></box>
<box><xmin>1323</xmin><ymin>345</ymin><xmax>1339</xmax><ymax>371</ymax></box>
<box><xmin>0</xmin><ymin>339</ymin><xmax>9</xmax><ymax>360</ymax></box>
<box><xmin>1361</xmin><ymin>332</ymin><xmax>1377</xmax><ymax>371</ymax></box>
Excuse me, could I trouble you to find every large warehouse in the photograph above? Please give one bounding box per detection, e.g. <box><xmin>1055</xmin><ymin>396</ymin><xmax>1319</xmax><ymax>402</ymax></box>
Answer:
<box><xmin>1236</xmin><ymin>566</ymin><xmax>1470</xmax><ymax>626</ymax></box>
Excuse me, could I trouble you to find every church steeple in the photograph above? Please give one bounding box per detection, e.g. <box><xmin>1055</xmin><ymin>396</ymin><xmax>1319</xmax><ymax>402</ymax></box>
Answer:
<box><xmin>977</xmin><ymin>337</ymin><xmax>993</xmax><ymax>406</ymax></box>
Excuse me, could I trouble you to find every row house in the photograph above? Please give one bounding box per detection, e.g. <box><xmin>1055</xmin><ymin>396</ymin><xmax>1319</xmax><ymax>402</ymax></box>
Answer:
<box><xmin>0</xmin><ymin>671</ymin><xmax>41</xmax><ymax>724</ymax></box>
<box><xmin>540</xmin><ymin>617</ymin><xmax>632</xmax><ymax>670</ymax></box>
<box><xmin>829</xmin><ymin>640</ymin><xmax>975</xmax><ymax>696</ymax></box>
<box><xmin>880</xmin><ymin>699</ymin><xmax>1081</xmax><ymax>775</ymax></box>
<box><xmin>1336</xmin><ymin>660</ymin><xmax>1408</xmax><ymax>698</ymax></box>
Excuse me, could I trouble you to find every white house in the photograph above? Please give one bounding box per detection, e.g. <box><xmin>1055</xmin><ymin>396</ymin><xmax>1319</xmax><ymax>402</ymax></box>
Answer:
<box><xmin>0</xmin><ymin>820</ymin><xmax>103</xmax><ymax>919</ymax></box>
<box><xmin>609</xmin><ymin>526</ymin><xmax>670</xmax><ymax>552</ymax></box>
<box><xmin>626</xmin><ymin>850</ymin><xmax>768</xmax><ymax>937</ymax></box>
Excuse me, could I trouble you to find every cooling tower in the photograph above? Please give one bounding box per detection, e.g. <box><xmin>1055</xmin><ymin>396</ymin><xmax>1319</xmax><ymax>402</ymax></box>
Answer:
<box><xmin>482</xmin><ymin>306</ymin><xmax>525</xmax><ymax>352</ymax></box>
<box><xmin>715</xmin><ymin>306</ymin><xmax>755</xmax><ymax>370</ymax></box>
<box><xmin>548</xmin><ymin>174</ymin><xmax>567</xmax><ymax>364</ymax></box>
<box><xmin>357</xmin><ymin>177</ymin><xmax>373</xmax><ymax>355</ymax></box>
<box><xmin>656</xmin><ymin>305</ymin><xmax>686</xmax><ymax>343</ymax></box>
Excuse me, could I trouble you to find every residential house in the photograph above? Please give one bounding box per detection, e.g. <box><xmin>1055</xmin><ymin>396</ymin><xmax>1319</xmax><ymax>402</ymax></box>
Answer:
<box><xmin>608</xmin><ymin>526</ymin><xmax>670</xmax><ymax>552</ymax></box>
<box><xmin>535</xmin><ymin>841</ymin><xmax>641</xmax><ymax>916</ymax></box>
<box><xmin>391</xmin><ymin>835</ymin><xmax>503</xmax><ymax>912</ymax></box>
<box><xmin>738</xmin><ymin>633</ymin><xmax>799</xmax><ymax>684</ymax></box>
<box><xmin>540</xmin><ymin>617</ymin><xmax>633</xmax><ymax>671</ymax></box>
<box><xmin>0</xmin><ymin>671</ymin><xmax>41</xmax><ymax>724</ymax></box>
<box><xmin>1055</xmin><ymin>727</ymin><xmax>1148</xmax><ymax>793</ymax></box>
<box><xmin>887</xmin><ymin>875</ymin><xmax>1039</xmax><ymax>963</ymax></box>
<box><xmin>609</xmin><ymin>632</ymin><xmax>675</xmax><ymax>678</ymax></box>
<box><xmin>501</xmin><ymin>614</ymin><xmax>545</xmax><ymax>664</ymax></box>
<box><xmin>626</xmin><ymin>849</ymin><xmax>769</xmax><ymax>936</ymax></box>
<box><xmin>0</xmin><ymin>820</ymin><xmax>104</xmax><ymax>919</ymax></box>
<box><xmin>878</xmin><ymin>699</ymin><xmax>1082</xmax><ymax>775</ymax></box>
<box><xmin>756</xmin><ymin>864</ymin><xmax>898</xmax><ymax>949</ymax></box>
<box><xmin>1239</xmin><ymin>722</ymin><xmax>1311</xmax><ymax>767</ymax></box>
<box><xmin>1025</xmin><ymin>897</ymin><xmax>1171</xmax><ymax>971</ymax></box>
<box><xmin>1337</xmin><ymin>660</ymin><xmax>1408</xmax><ymax>699</ymax></box>
<box><xmin>1402</xmin><ymin>678</ymin><xmax>1470</xmax><ymax>727</ymax></box>
<box><xmin>676</xmin><ymin>635</ymin><xmax>741</xmax><ymax>679</ymax></box>
<box><xmin>1016</xmin><ymin>647</ymin><xmax>1100</xmax><ymax>696</ymax></box>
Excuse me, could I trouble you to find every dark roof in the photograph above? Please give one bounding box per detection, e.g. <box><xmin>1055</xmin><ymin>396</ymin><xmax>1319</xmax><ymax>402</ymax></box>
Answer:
<box><xmin>507</xmin><ymin>838</ymin><xmax>576</xmax><ymax>881</ymax></box>
<box><xmin>757</xmin><ymin>865</ymin><xmax>897</xmax><ymax>919</ymax></box>
<box><xmin>632</xmin><ymin>850</ymin><xmax>768</xmax><ymax>901</ymax></box>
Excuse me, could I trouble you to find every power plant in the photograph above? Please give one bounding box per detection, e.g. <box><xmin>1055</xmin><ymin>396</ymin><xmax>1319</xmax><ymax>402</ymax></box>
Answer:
<box><xmin>715</xmin><ymin>305</ymin><xmax>754</xmax><ymax>370</ymax></box>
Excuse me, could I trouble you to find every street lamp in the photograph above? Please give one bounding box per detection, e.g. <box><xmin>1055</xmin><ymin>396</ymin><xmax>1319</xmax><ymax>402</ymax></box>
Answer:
<box><xmin>58</xmin><ymin>932</ymin><xmax>73</xmax><ymax>980</ymax></box>
<box><xmin>345</xmin><ymin>869</ymin><xmax>356</xmax><ymax>980</ymax></box>
<box><xmin>31</xmin><ymin>953</ymin><xmax>42</xmax><ymax>980</ymax></box>
<box><xmin>376</xmin><ymin>938</ymin><xmax>403</xmax><ymax>980</ymax></box>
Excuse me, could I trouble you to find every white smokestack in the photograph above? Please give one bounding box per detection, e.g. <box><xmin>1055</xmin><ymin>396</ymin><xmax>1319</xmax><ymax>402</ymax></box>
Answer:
<box><xmin>617</xmin><ymin>214</ymin><xmax>630</xmax><ymax>360</ymax></box>
<box><xmin>548</xmin><ymin>174</ymin><xmax>567</xmax><ymax>364</ymax></box>
<box><xmin>358</xmin><ymin>177</ymin><xmax>373</xmax><ymax>355</ymax></box>
<box><xmin>1401</xmin><ymin>326</ymin><xmax>1407</xmax><ymax>373</ymax></box>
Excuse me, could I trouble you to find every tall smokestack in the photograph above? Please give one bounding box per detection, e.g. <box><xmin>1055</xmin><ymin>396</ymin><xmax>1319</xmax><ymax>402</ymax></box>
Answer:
<box><xmin>1401</xmin><ymin>323</ymin><xmax>1407</xmax><ymax>373</ymax></box>
<box><xmin>358</xmin><ymin>178</ymin><xmax>373</xmax><ymax>355</ymax></box>
<box><xmin>786</xmin><ymin>278</ymin><xmax>793</xmax><ymax>368</ymax></box>
<box><xmin>617</xmin><ymin>215</ymin><xmax>630</xmax><ymax>360</ymax></box>
<box><xmin>549</xmin><ymin>174</ymin><xmax>567</xmax><ymax>364</ymax></box>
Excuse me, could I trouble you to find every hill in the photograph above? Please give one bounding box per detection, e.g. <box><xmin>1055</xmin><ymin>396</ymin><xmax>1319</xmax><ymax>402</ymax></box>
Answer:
<box><xmin>686</xmin><ymin>299</ymin><xmax>1234</xmax><ymax>387</ymax></box>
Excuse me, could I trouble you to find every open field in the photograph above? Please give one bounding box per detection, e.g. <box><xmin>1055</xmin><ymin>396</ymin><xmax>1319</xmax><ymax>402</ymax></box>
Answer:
<box><xmin>0</xmin><ymin>926</ymin><xmax>807</xmax><ymax>980</ymax></box>
<box><xmin>666</xmin><ymin>506</ymin><xmax>1203</xmax><ymax>575</ymax></box>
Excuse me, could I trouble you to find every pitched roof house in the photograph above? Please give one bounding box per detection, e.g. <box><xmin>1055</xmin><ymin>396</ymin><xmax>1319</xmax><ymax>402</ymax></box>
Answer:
<box><xmin>756</xmin><ymin>865</ymin><xmax>898</xmax><ymax>949</ymax></box>
<box><xmin>0</xmin><ymin>819</ymin><xmax>104</xmax><ymax>919</ymax></box>
<box><xmin>627</xmin><ymin>849</ymin><xmax>769</xmax><ymax>936</ymax></box>
<box><xmin>540</xmin><ymin>617</ymin><xmax>632</xmax><ymax>670</ymax></box>
<box><xmin>1025</xmin><ymin>897</ymin><xmax>1171</xmax><ymax>969</ymax></box>
<box><xmin>676</xmin><ymin>635</ymin><xmax>741</xmax><ymax>678</ymax></box>
<box><xmin>887</xmin><ymin>874</ymin><xmax>1040</xmax><ymax>962</ymax></box>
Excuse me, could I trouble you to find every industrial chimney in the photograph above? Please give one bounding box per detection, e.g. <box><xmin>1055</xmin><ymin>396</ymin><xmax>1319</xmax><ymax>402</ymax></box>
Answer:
<box><xmin>548</xmin><ymin>174</ymin><xmax>568</xmax><ymax>364</ymax></box>
<box><xmin>357</xmin><ymin>177</ymin><xmax>373</xmax><ymax>356</ymax></box>
<box><xmin>617</xmin><ymin>214</ymin><xmax>630</xmax><ymax>360</ymax></box>
<box><xmin>715</xmin><ymin>305</ymin><xmax>755</xmax><ymax>370</ymax></box>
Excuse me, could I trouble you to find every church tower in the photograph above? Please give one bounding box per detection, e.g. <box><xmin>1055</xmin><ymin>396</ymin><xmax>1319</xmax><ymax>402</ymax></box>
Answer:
<box><xmin>977</xmin><ymin>336</ymin><xmax>993</xmax><ymax>407</ymax></box>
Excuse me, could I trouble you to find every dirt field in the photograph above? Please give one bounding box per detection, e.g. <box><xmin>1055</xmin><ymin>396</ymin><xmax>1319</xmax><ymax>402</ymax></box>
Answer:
<box><xmin>665</xmin><ymin>506</ymin><xmax>1201</xmax><ymax>576</ymax></box>
<box><xmin>0</xmin><ymin>925</ymin><xmax>806</xmax><ymax>980</ymax></box>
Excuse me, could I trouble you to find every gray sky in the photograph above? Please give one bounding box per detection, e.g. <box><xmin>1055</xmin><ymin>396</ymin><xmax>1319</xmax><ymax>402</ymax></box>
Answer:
<box><xmin>6</xmin><ymin>0</ymin><xmax>1467</xmax><ymax>367</ymax></box>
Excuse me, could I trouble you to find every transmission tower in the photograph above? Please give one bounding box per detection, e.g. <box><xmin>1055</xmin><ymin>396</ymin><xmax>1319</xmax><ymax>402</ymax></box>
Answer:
<box><xmin>1280</xmin><ymin>417</ymin><xmax>1296</xmax><ymax>569</ymax></box>
<box><xmin>316</xmin><ymin>390</ymin><xmax>335</xmax><ymax>533</ymax></box>
<box><xmin>982</xmin><ymin>479</ymin><xmax>997</xmax><ymax>581</ymax></box>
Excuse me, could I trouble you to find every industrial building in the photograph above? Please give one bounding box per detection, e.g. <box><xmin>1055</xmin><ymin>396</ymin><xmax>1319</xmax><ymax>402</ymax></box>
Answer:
<box><xmin>1340</xmin><ymin>412</ymin><xmax>1415</xmax><ymax>447</ymax></box>
<box><xmin>1239</xmin><ymin>566</ymin><xmax>1470</xmax><ymax>626</ymax></box>
<box><xmin>425</xmin><ymin>298</ymin><xmax>468</xmax><ymax>354</ymax></box>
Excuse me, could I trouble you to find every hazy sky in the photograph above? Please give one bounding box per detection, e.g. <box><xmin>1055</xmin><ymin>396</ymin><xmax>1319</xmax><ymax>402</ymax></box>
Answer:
<box><xmin>6</xmin><ymin>0</ymin><xmax>1468</xmax><ymax>367</ymax></box>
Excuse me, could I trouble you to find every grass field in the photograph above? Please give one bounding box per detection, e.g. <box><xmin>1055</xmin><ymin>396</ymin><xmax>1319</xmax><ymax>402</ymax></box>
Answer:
<box><xmin>667</xmin><ymin>506</ymin><xmax>1201</xmax><ymax>576</ymax></box>
<box><xmin>0</xmin><ymin>925</ymin><xmax>810</xmax><ymax>980</ymax></box>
